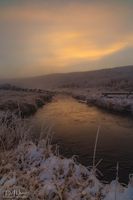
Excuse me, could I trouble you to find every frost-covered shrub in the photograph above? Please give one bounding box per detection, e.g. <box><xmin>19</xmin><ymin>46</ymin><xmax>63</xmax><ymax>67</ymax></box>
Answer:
<box><xmin>87</xmin><ymin>95</ymin><xmax>133</xmax><ymax>115</ymax></box>
<box><xmin>0</xmin><ymin>140</ymin><xmax>133</xmax><ymax>200</ymax></box>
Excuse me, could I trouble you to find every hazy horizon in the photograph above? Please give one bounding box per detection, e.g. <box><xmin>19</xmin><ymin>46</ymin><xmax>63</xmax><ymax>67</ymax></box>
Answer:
<box><xmin>0</xmin><ymin>0</ymin><xmax>133</xmax><ymax>78</ymax></box>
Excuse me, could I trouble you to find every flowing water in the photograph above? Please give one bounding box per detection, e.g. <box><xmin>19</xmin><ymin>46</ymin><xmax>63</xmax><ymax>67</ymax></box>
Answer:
<box><xmin>32</xmin><ymin>95</ymin><xmax>133</xmax><ymax>183</ymax></box>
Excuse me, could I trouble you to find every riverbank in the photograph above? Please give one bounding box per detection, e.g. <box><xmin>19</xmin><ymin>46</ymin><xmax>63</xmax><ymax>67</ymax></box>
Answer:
<box><xmin>73</xmin><ymin>92</ymin><xmax>133</xmax><ymax>116</ymax></box>
<box><xmin>0</xmin><ymin>89</ymin><xmax>54</xmax><ymax>118</ymax></box>
<box><xmin>0</xmin><ymin>96</ymin><xmax>133</xmax><ymax>199</ymax></box>
<box><xmin>0</xmin><ymin>138</ymin><xmax>133</xmax><ymax>199</ymax></box>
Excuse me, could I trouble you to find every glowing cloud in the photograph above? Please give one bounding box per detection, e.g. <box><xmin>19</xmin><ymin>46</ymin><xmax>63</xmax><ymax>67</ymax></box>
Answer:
<box><xmin>0</xmin><ymin>0</ymin><xmax>133</xmax><ymax>77</ymax></box>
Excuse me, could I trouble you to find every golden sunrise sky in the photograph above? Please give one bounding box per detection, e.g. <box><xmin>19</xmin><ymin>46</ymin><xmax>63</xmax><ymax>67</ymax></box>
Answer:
<box><xmin>0</xmin><ymin>0</ymin><xmax>133</xmax><ymax>78</ymax></box>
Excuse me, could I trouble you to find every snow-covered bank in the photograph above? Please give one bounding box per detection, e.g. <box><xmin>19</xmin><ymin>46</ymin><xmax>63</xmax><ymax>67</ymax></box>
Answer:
<box><xmin>0</xmin><ymin>140</ymin><xmax>133</xmax><ymax>200</ymax></box>
<box><xmin>87</xmin><ymin>96</ymin><xmax>133</xmax><ymax>115</ymax></box>
<box><xmin>0</xmin><ymin>89</ymin><xmax>54</xmax><ymax>118</ymax></box>
<box><xmin>73</xmin><ymin>93</ymin><xmax>133</xmax><ymax>116</ymax></box>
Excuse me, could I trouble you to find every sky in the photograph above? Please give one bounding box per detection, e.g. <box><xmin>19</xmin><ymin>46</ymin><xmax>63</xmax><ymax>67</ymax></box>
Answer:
<box><xmin>0</xmin><ymin>0</ymin><xmax>133</xmax><ymax>78</ymax></box>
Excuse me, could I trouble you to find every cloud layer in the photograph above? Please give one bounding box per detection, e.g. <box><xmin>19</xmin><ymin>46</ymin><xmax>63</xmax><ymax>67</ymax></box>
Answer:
<box><xmin>0</xmin><ymin>0</ymin><xmax>133</xmax><ymax>78</ymax></box>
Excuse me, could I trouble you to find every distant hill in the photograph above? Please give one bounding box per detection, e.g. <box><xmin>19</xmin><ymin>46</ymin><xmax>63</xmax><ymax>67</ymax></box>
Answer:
<box><xmin>3</xmin><ymin>65</ymin><xmax>133</xmax><ymax>91</ymax></box>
